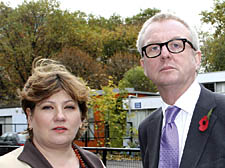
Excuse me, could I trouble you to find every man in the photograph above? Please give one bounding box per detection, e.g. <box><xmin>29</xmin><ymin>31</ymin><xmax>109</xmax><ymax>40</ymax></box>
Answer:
<box><xmin>137</xmin><ymin>13</ymin><xmax>225</xmax><ymax>168</ymax></box>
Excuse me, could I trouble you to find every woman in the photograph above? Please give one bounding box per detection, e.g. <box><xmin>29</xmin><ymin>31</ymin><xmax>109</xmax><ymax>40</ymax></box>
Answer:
<box><xmin>0</xmin><ymin>58</ymin><xmax>105</xmax><ymax>168</ymax></box>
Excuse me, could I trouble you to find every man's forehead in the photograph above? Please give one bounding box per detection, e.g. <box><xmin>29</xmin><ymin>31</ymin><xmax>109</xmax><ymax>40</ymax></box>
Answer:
<box><xmin>143</xmin><ymin>20</ymin><xmax>190</xmax><ymax>43</ymax></box>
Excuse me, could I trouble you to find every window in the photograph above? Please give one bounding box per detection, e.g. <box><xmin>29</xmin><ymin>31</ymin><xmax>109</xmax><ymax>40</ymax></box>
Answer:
<box><xmin>203</xmin><ymin>83</ymin><xmax>215</xmax><ymax>92</ymax></box>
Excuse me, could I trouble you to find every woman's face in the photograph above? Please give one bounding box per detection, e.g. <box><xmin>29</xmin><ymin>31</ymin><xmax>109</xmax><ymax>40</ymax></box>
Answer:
<box><xmin>26</xmin><ymin>89</ymin><xmax>82</xmax><ymax>149</ymax></box>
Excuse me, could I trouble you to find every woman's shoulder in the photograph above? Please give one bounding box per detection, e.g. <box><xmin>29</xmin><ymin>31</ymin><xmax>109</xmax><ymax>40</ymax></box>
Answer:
<box><xmin>0</xmin><ymin>147</ymin><xmax>30</xmax><ymax>168</ymax></box>
<box><xmin>75</xmin><ymin>145</ymin><xmax>106</xmax><ymax>168</ymax></box>
<box><xmin>0</xmin><ymin>147</ymin><xmax>23</xmax><ymax>159</ymax></box>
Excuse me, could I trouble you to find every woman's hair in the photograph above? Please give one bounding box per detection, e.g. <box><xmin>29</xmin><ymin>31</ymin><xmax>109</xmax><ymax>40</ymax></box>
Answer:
<box><xmin>18</xmin><ymin>58</ymin><xmax>89</xmax><ymax>140</ymax></box>
<box><xmin>136</xmin><ymin>13</ymin><xmax>200</xmax><ymax>56</ymax></box>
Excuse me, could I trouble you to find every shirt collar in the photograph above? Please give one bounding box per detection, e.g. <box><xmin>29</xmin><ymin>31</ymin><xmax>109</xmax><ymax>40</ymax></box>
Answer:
<box><xmin>161</xmin><ymin>79</ymin><xmax>201</xmax><ymax>115</ymax></box>
<box><xmin>18</xmin><ymin>140</ymin><xmax>53</xmax><ymax>168</ymax></box>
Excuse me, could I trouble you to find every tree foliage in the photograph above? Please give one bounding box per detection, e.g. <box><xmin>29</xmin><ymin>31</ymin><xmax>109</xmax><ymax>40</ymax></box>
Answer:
<box><xmin>55</xmin><ymin>47</ymin><xmax>108</xmax><ymax>89</ymax></box>
<box><xmin>119</xmin><ymin>66</ymin><xmax>158</xmax><ymax>92</ymax></box>
<box><xmin>0</xmin><ymin>0</ymin><xmax>161</xmax><ymax>105</ymax></box>
<box><xmin>200</xmin><ymin>0</ymin><xmax>225</xmax><ymax>72</ymax></box>
<box><xmin>0</xmin><ymin>66</ymin><xmax>16</xmax><ymax>106</ymax></box>
<box><xmin>125</xmin><ymin>8</ymin><xmax>161</xmax><ymax>25</ymax></box>
<box><xmin>105</xmin><ymin>52</ymin><xmax>140</xmax><ymax>85</ymax></box>
<box><xmin>89</xmin><ymin>81</ymin><xmax>128</xmax><ymax>147</ymax></box>
<box><xmin>0</xmin><ymin>0</ymin><xmax>71</xmax><ymax>92</ymax></box>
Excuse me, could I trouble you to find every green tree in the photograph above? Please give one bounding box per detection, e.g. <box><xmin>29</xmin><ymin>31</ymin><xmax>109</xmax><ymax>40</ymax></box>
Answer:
<box><xmin>0</xmin><ymin>0</ymin><xmax>92</xmax><ymax>105</ymax></box>
<box><xmin>119</xmin><ymin>66</ymin><xmax>158</xmax><ymax>92</ymax></box>
<box><xmin>89</xmin><ymin>81</ymin><xmax>128</xmax><ymax>147</ymax></box>
<box><xmin>105</xmin><ymin>52</ymin><xmax>140</xmax><ymax>85</ymax></box>
<box><xmin>0</xmin><ymin>0</ymin><xmax>161</xmax><ymax>106</ymax></box>
<box><xmin>90</xmin><ymin>8</ymin><xmax>160</xmax><ymax>63</ymax></box>
<box><xmin>200</xmin><ymin>0</ymin><xmax>225</xmax><ymax>72</ymax></box>
<box><xmin>0</xmin><ymin>66</ymin><xmax>16</xmax><ymax>106</ymax></box>
<box><xmin>88</xmin><ymin>14</ymin><xmax>123</xmax><ymax>31</ymax></box>
<box><xmin>55</xmin><ymin>47</ymin><xmax>108</xmax><ymax>89</ymax></box>
<box><xmin>125</xmin><ymin>8</ymin><xmax>161</xmax><ymax>25</ymax></box>
<box><xmin>100</xmin><ymin>25</ymin><xmax>138</xmax><ymax>63</ymax></box>
<box><xmin>0</xmin><ymin>0</ymin><xmax>70</xmax><ymax>90</ymax></box>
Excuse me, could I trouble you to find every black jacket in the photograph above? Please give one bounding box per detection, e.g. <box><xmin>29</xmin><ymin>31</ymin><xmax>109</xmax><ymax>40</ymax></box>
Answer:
<box><xmin>138</xmin><ymin>85</ymin><xmax>225</xmax><ymax>168</ymax></box>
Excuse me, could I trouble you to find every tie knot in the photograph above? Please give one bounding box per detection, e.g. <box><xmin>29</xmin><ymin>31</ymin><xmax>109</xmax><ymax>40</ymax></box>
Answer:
<box><xmin>165</xmin><ymin>106</ymin><xmax>180</xmax><ymax>124</ymax></box>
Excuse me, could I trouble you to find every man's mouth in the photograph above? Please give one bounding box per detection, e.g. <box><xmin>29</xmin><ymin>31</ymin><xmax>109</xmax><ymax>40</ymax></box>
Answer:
<box><xmin>160</xmin><ymin>66</ymin><xmax>175</xmax><ymax>71</ymax></box>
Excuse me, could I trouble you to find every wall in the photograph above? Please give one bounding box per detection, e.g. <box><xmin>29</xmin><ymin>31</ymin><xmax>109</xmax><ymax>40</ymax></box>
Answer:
<box><xmin>0</xmin><ymin>107</ymin><xmax>27</xmax><ymax>134</ymax></box>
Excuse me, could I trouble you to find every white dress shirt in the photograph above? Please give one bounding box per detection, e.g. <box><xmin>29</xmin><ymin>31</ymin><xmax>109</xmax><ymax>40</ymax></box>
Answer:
<box><xmin>161</xmin><ymin>79</ymin><xmax>201</xmax><ymax>164</ymax></box>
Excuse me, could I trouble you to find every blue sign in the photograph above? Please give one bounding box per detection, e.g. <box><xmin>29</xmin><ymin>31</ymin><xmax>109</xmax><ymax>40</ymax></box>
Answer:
<box><xmin>135</xmin><ymin>102</ymin><xmax>141</xmax><ymax>109</ymax></box>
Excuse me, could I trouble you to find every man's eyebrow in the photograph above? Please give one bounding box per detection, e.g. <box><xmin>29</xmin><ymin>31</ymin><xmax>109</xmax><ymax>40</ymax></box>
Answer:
<box><xmin>145</xmin><ymin>36</ymin><xmax>188</xmax><ymax>45</ymax></box>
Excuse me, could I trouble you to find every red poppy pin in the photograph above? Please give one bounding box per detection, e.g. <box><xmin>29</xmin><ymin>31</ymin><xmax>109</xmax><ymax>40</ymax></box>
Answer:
<box><xmin>199</xmin><ymin>108</ymin><xmax>213</xmax><ymax>132</ymax></box>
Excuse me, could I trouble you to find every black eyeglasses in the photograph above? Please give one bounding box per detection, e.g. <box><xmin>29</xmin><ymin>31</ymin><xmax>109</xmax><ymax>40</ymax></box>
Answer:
<box><xmin>141</xmin><ymin>38</ymin><xmax>197</xmax><ymax>58</ymax></box>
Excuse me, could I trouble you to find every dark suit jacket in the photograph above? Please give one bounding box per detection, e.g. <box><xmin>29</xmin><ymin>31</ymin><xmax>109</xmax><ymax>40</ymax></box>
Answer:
<box><xmin>138</xmin><ymin>85</ymin><xmax>225</xmax><ymax>168</ymax></box>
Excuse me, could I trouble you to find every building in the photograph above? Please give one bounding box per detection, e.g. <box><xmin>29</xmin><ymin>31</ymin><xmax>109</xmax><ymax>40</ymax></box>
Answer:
<box><xmin>75</xmin><ymin>88</ymin><xmax>159</xmax><ymax>147</ymax></box>
<box><xmin>1</xmin><ymin>71</ymin><xmax>225</xmax><ymax>146</ymax></box>
<box><xmin>197</xmin><ymin>71</ymin><xmax>225</xmax><ymax>94</ymax></box>
<box><xmin>126</xmin><ymin>71</ymin><xmax>225</xmax><ymax>133</ymax></box>
<box><xmin>0</xmin><ymin>107</ymin><xmax>27</xmax><ymax>135</ymax></box>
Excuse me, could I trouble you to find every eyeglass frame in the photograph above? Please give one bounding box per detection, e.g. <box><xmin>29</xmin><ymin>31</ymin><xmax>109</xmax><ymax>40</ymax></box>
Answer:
<box><xmin>141</xmin><ymin>38</ymin><xmax>197</xmax><ymax>58</ymax></box>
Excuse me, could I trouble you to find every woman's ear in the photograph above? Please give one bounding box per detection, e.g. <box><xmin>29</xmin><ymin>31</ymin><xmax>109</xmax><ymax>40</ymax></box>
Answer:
<box><xmin>26</xmin><ymin>108</ymin><xmax>33</xmax><ymax>129</ymax></box>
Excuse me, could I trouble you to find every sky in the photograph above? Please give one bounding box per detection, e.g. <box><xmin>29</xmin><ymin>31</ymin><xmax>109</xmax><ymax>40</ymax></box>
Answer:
<box><xmin>1</xmin><ymin>0</ymin><xmax>215</xmax><ymax>31</ymax></box>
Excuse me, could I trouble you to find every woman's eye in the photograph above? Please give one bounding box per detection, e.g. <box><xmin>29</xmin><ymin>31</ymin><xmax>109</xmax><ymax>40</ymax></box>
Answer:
<box><xmin>65</xmin><ymin>106</ymin><xmax>75</xmax><ymax>109</ymax></box>
<box><xmin>42</xmin><ymin>106</ymin><xmax>53</xmax><ymax>110</ymax></box>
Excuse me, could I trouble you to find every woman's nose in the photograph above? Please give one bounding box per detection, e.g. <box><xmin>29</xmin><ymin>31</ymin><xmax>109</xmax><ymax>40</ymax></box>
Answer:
<box><xmin>55</xmin><ymin>109</ymin><xmax>66</xmax><ymax>121</ymax></box>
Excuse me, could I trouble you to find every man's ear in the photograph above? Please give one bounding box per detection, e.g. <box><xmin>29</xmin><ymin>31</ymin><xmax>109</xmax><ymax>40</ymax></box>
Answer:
<box><xmin>195</xmin><ymin>50</ymin><xmax>202</xmax><ymax>71</ymax></box>
<box><xmin>140</xmin><ymin>58</ymin><xmax>144</xmax><ymax>68</ymax></box>
<box><xmin>26</xmin><ymin>108</ymin><xmax>33</xmax><ymax>129</ymax></box>
<box><xmin>140</xmin><ymin>58</ymin><xmax>147</xmax><ymax>76</ymax></box>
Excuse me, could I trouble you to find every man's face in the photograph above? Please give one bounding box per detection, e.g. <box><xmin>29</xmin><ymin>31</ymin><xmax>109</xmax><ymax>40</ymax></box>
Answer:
<box><xmin>140</xmin><ymin>19</ymin><xmax>201</xmax><ymax>91</ymax></box>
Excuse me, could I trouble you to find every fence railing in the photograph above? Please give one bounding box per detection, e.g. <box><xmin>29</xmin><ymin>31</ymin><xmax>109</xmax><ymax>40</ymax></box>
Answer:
<box><xmin>0</xmin><ymin>146</ymin><xmax>142</xmax><ymax>168</ymax></box>
<box><xmin>0</xmin><ymin>122</ymin><xmax>135</xmax><ymax>148</ymax></box>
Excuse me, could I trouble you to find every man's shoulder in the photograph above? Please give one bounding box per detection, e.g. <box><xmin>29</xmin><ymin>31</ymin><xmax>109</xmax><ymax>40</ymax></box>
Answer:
<box><xmin>212</xmin><ymin>92</ymin><xmax>225</xmax><ymax>117</ymax></box>
<box><xmin>199</xmin><ymin>86</ymin><xmax>225</xmax><ymax>118</ymax></box>
<box><xmin>214</xmin><ymin>92</ymin><xmax>225</xmax><ymax>103</ymax></box>
<box><xmin>201</xmin><ymin>86</ymin><xmax>225</xmax><ymax>106</ymax></box>
<box><xmin>139</xmin><ymin>108</ymin><xmax>162</xmax><ymax>129</ymax></box>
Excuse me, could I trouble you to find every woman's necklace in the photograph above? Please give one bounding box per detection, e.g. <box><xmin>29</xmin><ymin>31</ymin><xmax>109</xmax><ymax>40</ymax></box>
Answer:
<box><xmin>73</xmin><ymin>144</ymin><xmax>86</xmax><ymax>168</ymax></box>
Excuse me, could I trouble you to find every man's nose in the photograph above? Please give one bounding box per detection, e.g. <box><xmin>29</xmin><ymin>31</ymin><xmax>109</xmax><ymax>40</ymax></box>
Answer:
<box><xmin>160</xmin><ymin>45</ymin><xmax>171</xmax><ymax>59</ymax></box>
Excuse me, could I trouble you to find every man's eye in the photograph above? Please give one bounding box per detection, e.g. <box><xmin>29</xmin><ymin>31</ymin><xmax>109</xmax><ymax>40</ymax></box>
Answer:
<box><xmin>151</xmin><ymin>46</ymin><xmax>159</xmax><ymax>51</ymax></box>
<box><xmin>146</xmin><ymin>45</ymin><xmax>159</xmax><ymax>53</ymax></box>
<box><xmin>173</xmin><ymin>43</ymin><xmax>180</xmax><ymax>48</ymax></box>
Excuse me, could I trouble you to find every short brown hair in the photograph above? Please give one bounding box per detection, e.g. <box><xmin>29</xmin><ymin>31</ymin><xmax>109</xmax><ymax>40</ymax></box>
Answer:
<box><xmin>18</xmin><ymin>58</ymin><xmax>89</xmax><ymax>140</ymax></box>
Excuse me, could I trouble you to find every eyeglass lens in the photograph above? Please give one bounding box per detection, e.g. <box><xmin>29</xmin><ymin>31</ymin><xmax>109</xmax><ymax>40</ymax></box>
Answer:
<box><xmin>145</xmin><ymin>39</ymin><xmax>184</xmax><ymax>58</ymax></box>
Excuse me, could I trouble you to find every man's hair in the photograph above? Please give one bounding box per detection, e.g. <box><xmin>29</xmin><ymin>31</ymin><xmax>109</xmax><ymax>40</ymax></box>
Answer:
<box><xmin>18</xmin><ymin>58</ymin><xmax>89</xmax><ymax>140</ymax></box>
<box><xmin>136</xmin><ymin>13</ymin><xmax>200</xmax><ymax>56</ymax></box>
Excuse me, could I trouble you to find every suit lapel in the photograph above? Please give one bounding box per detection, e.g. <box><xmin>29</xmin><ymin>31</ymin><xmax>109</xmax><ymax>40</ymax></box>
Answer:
<box><xmin>180</xmin><ymin>86</ymin><xmax>217</xmax><ymax>168</ymax></box>
<box><xmin>147</xmin><ymin>108</ymin><xmax>163</xmax><ymax>168</ymax></box>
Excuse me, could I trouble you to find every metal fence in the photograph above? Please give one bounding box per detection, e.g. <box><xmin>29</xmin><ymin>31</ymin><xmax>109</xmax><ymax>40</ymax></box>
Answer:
<box><xmin>83</xmin><ymin>147</ymin><xmax>142</xmax><ymax>167</ymax></box>
<box><xmin>0</xmin><ymin>146</ymin><xmax>142</xmax><ymax>168</ymax></box>
<box><xmin>0</xmin><ymin>122</ymin><xmax>136</xmax><ymax>147</ymax></box>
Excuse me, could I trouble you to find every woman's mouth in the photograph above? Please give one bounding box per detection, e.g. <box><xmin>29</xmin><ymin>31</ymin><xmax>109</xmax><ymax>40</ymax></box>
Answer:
<box><xmin>52</xmin><ymin>127</ymin><xmax>67</xmax><ymax>133</ymax></box>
